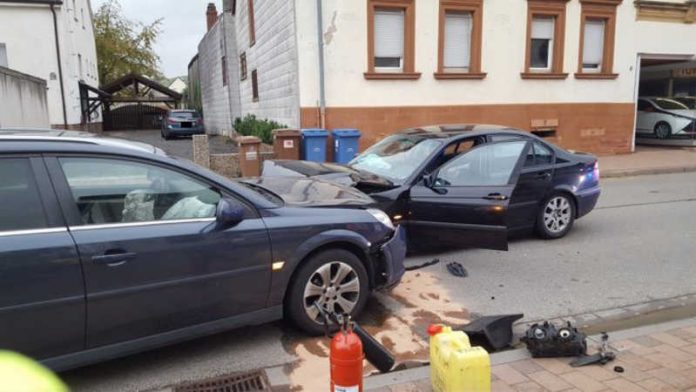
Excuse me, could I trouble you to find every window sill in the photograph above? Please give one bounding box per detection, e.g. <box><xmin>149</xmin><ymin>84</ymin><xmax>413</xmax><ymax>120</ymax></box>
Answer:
<box><xmin>520</xmin><ymin>72</ymin><xmax>569</xmax><ymax>80</ymax></box>
<box><xmin>574</xmin><ymin>73</ymin><xmax>619</xmax><ymax>80</ymax></box>
<box><xmin>434</xmin><ymin>72</ymin><xmax>487</xmax><ymax>80</ymax></box>
<box><xmin>364</xmin><ymin>72</ymin><xmax>421</xmax><ymax>80</ymax></box>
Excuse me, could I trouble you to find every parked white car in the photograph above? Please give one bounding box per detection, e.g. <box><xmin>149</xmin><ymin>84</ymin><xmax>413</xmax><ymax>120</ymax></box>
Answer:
<box><xmin>636</xmin><ymin>97</ymin><xmax>696</xmax><ymax>139</ymax></box>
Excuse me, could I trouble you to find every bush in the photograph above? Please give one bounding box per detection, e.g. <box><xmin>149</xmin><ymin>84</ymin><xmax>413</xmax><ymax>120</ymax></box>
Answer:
<box><xmin>233</xmin><ymin>114</ymin><xmax>287</xmax><ymax>144</ymax></box>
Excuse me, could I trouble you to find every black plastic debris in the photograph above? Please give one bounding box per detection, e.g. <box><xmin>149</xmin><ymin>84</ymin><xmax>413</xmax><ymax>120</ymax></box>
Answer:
<box><xmin>446</xmin><ymin>262</ymin><xmax>468</xmax><ymax>277</ymax></box>
<box><xmin>405</xmin><ymin>258</ymin><xmax>440</xmax><ymax>271</ymax></box>
<box><xmin>570</xmin><ymin>332</ymin><xmax>615</xmax><ymax>367</ymax></box>
<box><xmin>462</xmin><ymin>314</ymin><xmax>523</xmax><ymax>351</ymax></box>
<box><xmin>521</xmin><ymin>321</ymin><xmax>588</xmax><ymax>358</ymax></box>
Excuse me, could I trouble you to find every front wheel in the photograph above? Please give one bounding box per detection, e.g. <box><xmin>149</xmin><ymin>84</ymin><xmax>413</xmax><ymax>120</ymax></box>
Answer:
<box><xmin>536</xmin><ymin>193</ymin><xmax>576</xmax><ymax>239</ymax></box>
<box><xmin>285</xmin><ymin>249</ymin><xmax>369</xmax><ymax>334</ymax></box>
<box><xmin>654</xmin><ymin>122</ymin><xmax>672</xmax><ymax>139</ymax></box>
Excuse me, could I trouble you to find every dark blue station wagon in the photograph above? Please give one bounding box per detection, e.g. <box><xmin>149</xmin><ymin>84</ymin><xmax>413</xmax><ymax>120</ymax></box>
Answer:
<box><xmin>0</xmin><ymin>130</ymin><xmax>405</xmax><ymax>371</ymax></box>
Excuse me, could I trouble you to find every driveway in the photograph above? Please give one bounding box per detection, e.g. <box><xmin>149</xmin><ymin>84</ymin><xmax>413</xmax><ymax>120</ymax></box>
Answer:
<box><xmin>62</xmin><ymin>171</ymin><xmax>696</xmax><ymax>391</ymax></box>
<box><xmin>104</xmin><ymin>130</ymin><xmax>238</xmax><ymax>159</ymax></box>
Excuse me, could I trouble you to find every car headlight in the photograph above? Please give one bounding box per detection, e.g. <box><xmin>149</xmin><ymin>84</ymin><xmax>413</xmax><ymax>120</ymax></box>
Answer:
<box><xmin>367</xmin><ymin>208</ymin><xmax>395</xmax><ymax>230</ymax></box>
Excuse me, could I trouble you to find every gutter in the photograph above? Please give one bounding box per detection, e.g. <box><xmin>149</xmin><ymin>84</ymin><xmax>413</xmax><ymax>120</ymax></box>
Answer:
<box><xmin>316</xmin><ymin>0</ymin><xmax>326</xmax><ymax>128</ymax></box>
<box><xmin>50</xmin><ymin>4</ymin><xmax>68</xmax><ymax>128</ymax></box>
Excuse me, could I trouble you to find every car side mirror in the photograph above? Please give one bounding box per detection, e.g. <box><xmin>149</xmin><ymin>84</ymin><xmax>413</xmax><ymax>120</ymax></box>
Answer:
<box><xmin>215</xmin><ymin>198</ymin><xmax>245</xmax><ymax>229</ymax></box>
<box><xmin>423</xmin><ymin>174</ymin><xmax>434</xmax><ymax>188</ymax></box>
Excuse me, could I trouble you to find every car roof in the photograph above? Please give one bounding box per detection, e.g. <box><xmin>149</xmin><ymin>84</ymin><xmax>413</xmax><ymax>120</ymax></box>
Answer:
<box><xmin>0</xmin><ymin>128</ymin><xmax>166</xmax><ymax>156</ymax></box>
<box><xmin>397</xmin><ymin>124</ymin><xmax>528</xmax><ymax>139</ymax></box>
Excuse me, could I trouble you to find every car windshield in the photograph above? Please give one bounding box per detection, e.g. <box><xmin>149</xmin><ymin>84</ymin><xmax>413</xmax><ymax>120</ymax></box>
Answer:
<box><xmin>349</xmin><ymin>135</ymin><xmax>441</xmax><ymax>183</ymax></box>
<box><xmin>170</xmin><ymin>112</ymin><xmax>200</xmax><ymax>119</ymax></box>
<box><xmin>654</xmin><ymin>99</ymin><xmax>689</xmax><ymax>111</ymax></box>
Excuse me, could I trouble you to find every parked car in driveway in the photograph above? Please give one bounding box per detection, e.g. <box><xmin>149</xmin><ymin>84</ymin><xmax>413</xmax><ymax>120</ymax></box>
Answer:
<box><xmin>161</xmin><ymin>109</ymin><xmax>205</xmax><ymax>139</ymax></box>
<box><xmin>263</xmin><ymin>125</ymin><xmax>601</xmax><ymax>250</ymax></box>
<box><xmin>0</xmin><ymin>129</ymin><xmax>405</xmax><ymax>371</ymax></box>
<box><xmin>636</xmin><ymin>97</ymin><xmax>696</xmax><ymax>139</ymax></box>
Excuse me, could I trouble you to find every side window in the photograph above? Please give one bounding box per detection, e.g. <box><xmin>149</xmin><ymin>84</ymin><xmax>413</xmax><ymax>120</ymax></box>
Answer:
<box><xmin>435</xmin><ymin>141</ymin><xmax>527</xmax><ymax>187</ymax></box>
<box><xmin>637</xmin><ymin>99</ymin><xmax>651</xmax><ymax>111</ymax></box>
<box><xmin>524</xmin><ymin>142</ymin><xmax>554</xmax><ymax>167</ymax></box>
<box><xmin>59</xmin><ymin>158</ymin><xmax>222</xmax><ymax>225</ymax></box>
<box><xmin>0</xmin><ymin>158</ymin><xmax>48</xmax><ymax>231</ymax></box>
<box><xmin>489</xmin><ymin>134</ymin><xmax>523</xmax><ymax>143</ymax></box>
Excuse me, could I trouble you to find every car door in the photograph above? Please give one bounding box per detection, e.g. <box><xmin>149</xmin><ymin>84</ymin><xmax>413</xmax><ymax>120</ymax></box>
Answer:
<box><xmin>46</xmin><ymin>155</ymin><xmax>272</xmax><ymax>348</ymax></box>
<box><xmin>507</xmin><ymin>141</ymin><xmax>555</xmax><ymax>230</ymax></box>
<box><xmin>408</xmin><ymin>140</ymin><xmax>529</xmax><ymax>251</ymax></box>
<box><xmin>636</xmin><ymin>99</ymin><xmax>658</xmax><ymax>132</ymax></box>
<box><xmin>0</xmin><ymin>156</ymin><xmax>85</xmax><ymax>360</ymax></box>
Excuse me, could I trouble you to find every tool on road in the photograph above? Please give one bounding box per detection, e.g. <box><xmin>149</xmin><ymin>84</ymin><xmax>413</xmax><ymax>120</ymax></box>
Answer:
<box><xmin>521</xmin><ymin>321</ymin><xmax>587</xmax><ymax>358</ymax></box>
<box><xmin>570</xmin><ymin>332</ymin><xmax>616</xmax><ymax>367</ymax></box>
<box><xmin>315</xmin><ymin>302</ymin><xmax>395</xmax><ymax>374</ymax></box>
<box><xmin>462</xmin><ymin>314</ymin><xmax>523</xmax><ymax>351</ymax></box>
<box><xmin>428</xmin><ymin>324</ymin><xmax>491</xmax><ymax>392</ymax></box>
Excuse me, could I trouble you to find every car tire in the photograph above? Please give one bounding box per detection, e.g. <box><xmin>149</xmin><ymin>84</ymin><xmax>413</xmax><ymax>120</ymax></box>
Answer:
<box><xmin>654</xmin><ymin>122</ymin><xmax>672</xmax><ymax>139</ymax></box>
<box><xmin>286</xmin><ymin>249</ymin><xmax>369</xmax><ymax>335</ymax></box>
<box><xmin>536</xmin><ymin>193</ymin><xmax>576</xmax><ymax>239</ymax></box>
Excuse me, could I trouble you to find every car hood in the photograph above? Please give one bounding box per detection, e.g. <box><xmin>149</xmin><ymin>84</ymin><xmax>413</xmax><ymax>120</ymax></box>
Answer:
<box><xmin>241</xmin><ymin>176</ymin><xmax>375</xmax><ymax>207</ymax></box>
<box><xmin>665</xmin><ymin>109</ymin><xmax>696</xmax><ymax>119</ymax></box>
<box><xmin>261</xmin><ymin>160</ymin><xmax>394</xmax><ymax>189</ymax></box>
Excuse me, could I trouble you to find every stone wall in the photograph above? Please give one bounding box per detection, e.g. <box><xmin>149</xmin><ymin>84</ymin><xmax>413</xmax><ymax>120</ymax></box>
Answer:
<box><xmin>192</xmin><ymin>134</ymin><xmax>276</xmax><ymax>178</ymax></box>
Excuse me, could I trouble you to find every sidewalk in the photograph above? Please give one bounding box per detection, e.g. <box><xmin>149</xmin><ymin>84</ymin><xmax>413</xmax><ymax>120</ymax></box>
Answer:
<box><xmin>365</xmin><ymin>317</ymin><xmax>696</xmax><ymax>391</ymax></box>
<box><xmin>600</xmin><ymin>145</ymin><xmax>696</xmax><ymax>178</ymax></box>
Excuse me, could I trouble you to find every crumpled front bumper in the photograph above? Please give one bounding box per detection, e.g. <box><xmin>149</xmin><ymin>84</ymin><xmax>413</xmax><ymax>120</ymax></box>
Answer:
<box><xmin>374</xmin><ymin>225</ymin><xmax>407</xmax><ymax>289</ymax></box>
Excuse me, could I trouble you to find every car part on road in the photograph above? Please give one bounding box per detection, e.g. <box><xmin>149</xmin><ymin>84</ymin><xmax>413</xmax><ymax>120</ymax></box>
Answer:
<box><xmin>172</xmin><ymin>369</ymin><xmax>271</xmax><ymax>392</ymax></box>
<box><xmin>536</xmin><ymin>193</ymin><xmax>576</xmax><ymax>239</ymax></box>
<box><xmin>614</xmin><ymin>365</ymin><xmax>624</xmax><ymax>373</ymax></box>
<box><xmin>446</xmin><ymin>262</ymin><xmax>468</xmax><ymax>277</ymax></box>
<box><xmin>315</xmin><ymin>302</ymin><xmax>395</xmax><ymax>374</ymax></box>
<box><xmin>570</xmin><ymin>332</ymin><xmax>616</xmax><ymax>367</ymax></box>
<box><xmin>404</xmin><ymin>258</ymin><xmax>440</xmax><ymax>271</ymax></box>
<box><xmin>462</xmin><ymin>314</ymin><xmax>524</xmax><ymax>351</ymax></box>
<box><xmin>521</xmin><ymin>321</ymin><xmax>587</xmax><ymax>358</ymax></box>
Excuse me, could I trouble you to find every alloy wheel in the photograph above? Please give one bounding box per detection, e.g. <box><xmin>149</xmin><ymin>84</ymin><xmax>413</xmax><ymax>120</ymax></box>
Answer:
<box><xmin>543</xmin><ymin>196</ymin><xmax>572</xmax><ymax>234</ymax></box>
<box><xmin>303</xmin><ymin>261</ymin><xmax>360</xmax><ymax>323</ymax></box>
<box><xmin>655</xmin><ymin>123</ymin><xmax>671</xmax><ymax>139</ymax></box>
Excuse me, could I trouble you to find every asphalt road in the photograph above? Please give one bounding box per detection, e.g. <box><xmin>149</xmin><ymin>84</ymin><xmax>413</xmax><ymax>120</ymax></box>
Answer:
<box><xmin>61</xmin><ymin>171</ymin><xmax>696</xmax><ymax>391</ymax></box>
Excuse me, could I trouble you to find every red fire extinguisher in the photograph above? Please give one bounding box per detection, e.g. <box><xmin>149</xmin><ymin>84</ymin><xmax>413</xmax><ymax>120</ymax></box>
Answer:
<box><xmin>330</xmin><ymin>317</ymin><xmax>364</xmax><ymax>392</ymax></box>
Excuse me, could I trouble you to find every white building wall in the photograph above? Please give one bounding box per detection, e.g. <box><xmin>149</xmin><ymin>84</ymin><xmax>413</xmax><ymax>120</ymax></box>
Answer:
<box><xmin>0</xmin><ymin>1</ymin><xmax>99</xmax><ymax>127</ymax></box>
<box><xmin>235</xmin><ymin>0</ymin><xmax>300</xmax><ymax>127</ymax></box>
<box><xmin>198</xmin><ymin>20</ymin><xmax>233</xmax><ymax>135</ymax></box>
<box><xmin>295</xmin><ymin>0</ymin><xmax>652</xmax><ymax>108</ymax></box>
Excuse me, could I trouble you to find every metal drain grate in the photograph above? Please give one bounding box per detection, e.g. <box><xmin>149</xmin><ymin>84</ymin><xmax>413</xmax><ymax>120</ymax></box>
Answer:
<box><xmin>172</xmin><ymin>370</ymin><xmax>271</xmax><ymax>392</ymax></box>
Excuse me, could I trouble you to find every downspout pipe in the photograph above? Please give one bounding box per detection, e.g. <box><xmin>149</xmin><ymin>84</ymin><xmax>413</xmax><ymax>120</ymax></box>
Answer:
<box><xmin>51</xmin><ymin>4</ymin><xmax>68</xmax><ymax>128</ymax></box>
<box><xmin>316</xmin><ymin>0</ymin><xmax>326</xmax><ymax>128</ymax></box>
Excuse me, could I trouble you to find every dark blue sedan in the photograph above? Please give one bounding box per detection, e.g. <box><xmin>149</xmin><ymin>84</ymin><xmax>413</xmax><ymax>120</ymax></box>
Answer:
<box><xmin>0</xmin><ymin>129</ymin><xmax>405</xmax><ymax>371</ymax></box>
<box><xmin>161</xmin><ymin>109</ymin><xmax>205</xmax><ymax>139</ymax></box>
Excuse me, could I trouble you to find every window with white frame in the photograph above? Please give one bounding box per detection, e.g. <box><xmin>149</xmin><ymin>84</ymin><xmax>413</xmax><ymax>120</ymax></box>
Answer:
<box><xmin>530</xmin><ymin>16</ymin><xmax>555</xmax><ymax>71</ymax></box>
<box><xmin>374</xmin><ymin>9</ymin><xmax>405</xmax><ymax>70</ymax></box>
<box><xmin>443</xmin><ymin>11</ymin><xmax>472</xmax><ymax>72</ymax></box>
<box><xmin>582</xmin><ymin>19</ymin><xmax>605</xmax><ymax>72</ymax></box>
<box><xmin>0</xmin><ymin>43</ymin><xmax>7</xmax><ymax>68</ymax></box>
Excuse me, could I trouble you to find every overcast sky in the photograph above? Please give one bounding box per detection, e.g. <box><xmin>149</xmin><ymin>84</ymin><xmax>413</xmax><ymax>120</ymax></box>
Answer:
<box><xmin>92</xmin><ymin>0</ymin><xmax>222</xmax><ymax>78</ymax></box>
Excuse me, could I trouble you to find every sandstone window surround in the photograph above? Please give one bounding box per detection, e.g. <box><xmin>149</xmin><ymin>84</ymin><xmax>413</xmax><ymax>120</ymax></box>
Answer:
<box><xmin>522</xmin><ymin>0</ymin><xmax>570</xmax><ymax>80</ymax></box>
<box><xmin>365</xmin><ymin>0</ymin><xmax>420</xmax><ymax>80</ymax></box>
<box><xmin>576</xmin><ymin>0</ymin><xmax>621</xmax><ymax>80</ymax></box>
<box><xmin>635</xmin><ymin>0</ymin><xmax>696</xmax><ymax>24</ymax></box>
<box><xmin>435</xmin><ymin>0</ymin><xmax>486</xmax><ymax>80</ymax></box>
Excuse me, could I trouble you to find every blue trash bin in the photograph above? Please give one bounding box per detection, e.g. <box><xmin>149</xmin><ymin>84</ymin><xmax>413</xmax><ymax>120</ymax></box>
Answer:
<box><xmin>332</xmin><ymin>129</ymin><xmax>362</xmax><ymax>164</ymax></box>
<box><xmin>301</xmin><ymin>129</ymin><xmax>329</xmax><ymax>162</ymax></box>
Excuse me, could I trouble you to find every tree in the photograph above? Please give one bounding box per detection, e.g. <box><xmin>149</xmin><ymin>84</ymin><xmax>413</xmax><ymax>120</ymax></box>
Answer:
<box><xmin>94</xmin><ymin>0</ymin><xmax>163</xmax><ymax>85</ymax></box>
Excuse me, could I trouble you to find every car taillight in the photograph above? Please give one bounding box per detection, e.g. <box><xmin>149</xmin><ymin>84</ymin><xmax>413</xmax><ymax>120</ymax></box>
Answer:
<box><xmin>593</xmin><ymin>161</ymin><xmax>600</xmax><ymax>181</ymax></box>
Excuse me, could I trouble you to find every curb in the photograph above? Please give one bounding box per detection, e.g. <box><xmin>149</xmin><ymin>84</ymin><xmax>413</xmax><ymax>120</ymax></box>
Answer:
<box><xmin>601</xmin><ymin>165</ymin><xmax>696</xmax><ymax>178</ymax></box>
<box><xmin>362</xmin><ymin>316</ymin><xmax>696</xmax><ymax>391</ymax></box>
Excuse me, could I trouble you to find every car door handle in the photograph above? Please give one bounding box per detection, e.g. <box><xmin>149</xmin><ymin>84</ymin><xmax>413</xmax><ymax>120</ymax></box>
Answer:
<box><xmin>92</xmin><ymin>251</ymin><xmax>137</xmax><ymax>266</ymax></box>
<box><xmin>483</xmin><ymin>193</ymin><xmax>508</xmax><ymax>201</ymax></box>
<box><xmin>536</xmin><ymin>172</ymin><xmax>551</xmax><ymax>179</ymax></box>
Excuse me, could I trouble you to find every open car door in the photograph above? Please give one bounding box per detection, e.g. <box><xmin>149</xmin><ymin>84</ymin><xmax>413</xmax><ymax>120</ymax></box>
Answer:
<box><xmin>408</xmin><ymin>140</ymin><xmax>530</xmax><ymax>251</ymax></box>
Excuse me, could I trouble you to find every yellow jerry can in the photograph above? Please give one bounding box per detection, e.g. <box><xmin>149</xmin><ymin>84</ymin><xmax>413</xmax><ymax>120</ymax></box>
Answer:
<box><xmin>429</xmin><ymin>325</ymin><xmax>491</xmax><ymax>392</ymax></box>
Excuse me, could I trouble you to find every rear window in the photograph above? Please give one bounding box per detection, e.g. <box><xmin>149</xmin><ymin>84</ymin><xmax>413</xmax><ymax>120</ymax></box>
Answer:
<box><xmin>170</xmin><ymin>112</ymin><xmax>201</xmax><ymax>119</ymax></box>
<box><xmin>654</xmin><ymin>99</ymin><xmax>688</xmax><ymax>111</ymax></box>
<box><xmin>0</xmin><ymin>158</ymin><xmax>48</xmax><ymax>232</ymax></box>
